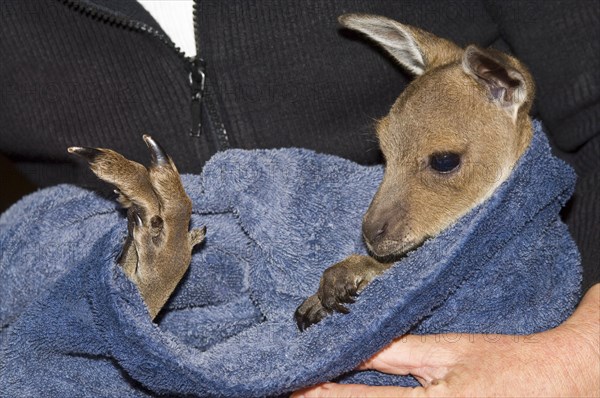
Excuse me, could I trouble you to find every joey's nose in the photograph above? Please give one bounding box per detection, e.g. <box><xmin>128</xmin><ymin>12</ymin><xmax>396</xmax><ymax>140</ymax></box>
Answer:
<box><xmin>362</xmin><ymin>220</ymin><xmax>388</xmax><ymax>244</ymax></box>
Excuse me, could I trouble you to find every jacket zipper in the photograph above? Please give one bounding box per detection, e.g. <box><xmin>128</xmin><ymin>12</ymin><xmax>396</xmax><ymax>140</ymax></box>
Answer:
<box><xmin>191</xmin><ymin>0</ymin><xmax>229</xmax><ymax>149</ymax></box>
<box><xmin>59</xmin><ymin>0</ymin><xmax>230</xmax><ymax>150</ymax></box>
<box><xmin>189</xmin><ymin>57</ymin><xmax>206</xmax><ymax>138</ymax></box>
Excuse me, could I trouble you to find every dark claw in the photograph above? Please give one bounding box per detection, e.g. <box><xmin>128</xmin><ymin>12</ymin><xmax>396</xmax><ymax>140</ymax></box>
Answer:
<box><xmin>142</xmin><ymin>135</ymin><xmax>169</xmax><ymax>166</ymax></box>
<box><xmin>295</xmin><ymin>309</ymin><xmax>317</xmax><ymax>332</ymax></box>
<box><xmin>135</xmin><ymin>213</ymin><xmax>143</xmax><ymax>227</ymax></box>
<box><xmin>67</xmin><ymin>146</ymin><xmax>102</xmax><ymax>163</ymax></box>
<box><xmin>294</xmin><ymin>311</ymin><xmax>306</xmax><ymax>332</ymax></box>
<box><xmin>295</xmin><ymin>295</ymin><xmax>332</xmax><ymax>331</ymax></box>
<box><xmin>125</xmin><ymin>210</ymin><xmax>135</xmax><ymax>232</ymax></box>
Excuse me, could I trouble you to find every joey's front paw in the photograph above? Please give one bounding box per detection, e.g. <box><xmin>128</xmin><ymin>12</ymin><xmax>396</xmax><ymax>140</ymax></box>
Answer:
<box><xmin>294</xmin><ymin>295</ymin><xmax>331</xmax><ymax>331</ymax></box>
<box><xmin>295</xmin><ymin>255</ymin><xmax>391</xmax><ymax>331</ymax></box>
<box><xmin>69</xmin><ymin>136</ymin><xmax>205</xmax><ymax>319</ymax></box>
<box><xmin>317</xmin><ymin>264</ymin><xmax>362</xmax><ymax>313</ymax></box>
<box><xmin>295</xmin><ymin>262</ymin><xmax>362</xmax><ymax>331</ymax></box>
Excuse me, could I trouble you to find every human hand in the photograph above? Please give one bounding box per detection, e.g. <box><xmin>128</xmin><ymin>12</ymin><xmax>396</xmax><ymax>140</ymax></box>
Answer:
<box><xmin>293</xmin><ymin>284</ymin><xmax>599</xmax><ymax>397</ymax></box>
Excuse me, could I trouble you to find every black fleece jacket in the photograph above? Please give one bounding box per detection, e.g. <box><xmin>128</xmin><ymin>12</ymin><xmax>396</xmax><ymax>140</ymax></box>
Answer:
<box><xmin>1</xmin><ymin>0</ymin><xmax>598</xmax><ymax>290</ymax></box>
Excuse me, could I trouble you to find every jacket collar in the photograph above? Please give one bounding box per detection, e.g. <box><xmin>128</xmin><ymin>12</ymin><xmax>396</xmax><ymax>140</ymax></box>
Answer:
<box><xmin>76</xmin><ymin>0</ymin><xmax>165</xmax><ymax>33</ymax></box>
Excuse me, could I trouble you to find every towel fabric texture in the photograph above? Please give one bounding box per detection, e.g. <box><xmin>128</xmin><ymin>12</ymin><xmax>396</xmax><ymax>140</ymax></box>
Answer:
<box><xmin>0</xmin><ymin>121</ymin><xmax>581</xmax><ymax>396</ymax></box>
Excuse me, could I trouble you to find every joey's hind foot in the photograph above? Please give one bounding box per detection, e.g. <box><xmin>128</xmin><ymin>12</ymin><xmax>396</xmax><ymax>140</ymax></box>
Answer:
<box><xmin>69</xmin><ymin>136</ymin><xmax>205</xmax><ymax>319</ymax></box>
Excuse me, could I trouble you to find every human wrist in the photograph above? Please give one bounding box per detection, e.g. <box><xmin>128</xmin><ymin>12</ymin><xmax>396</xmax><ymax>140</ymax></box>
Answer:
<box><xmin>547</xmin><ymin>284</ymin><xmax>600</xmax><ymax>395</ymax></box>
<box><xmin>562</xmin><ymin>284</ymin><xmax>600</xmax><ymax>346</ymax></box>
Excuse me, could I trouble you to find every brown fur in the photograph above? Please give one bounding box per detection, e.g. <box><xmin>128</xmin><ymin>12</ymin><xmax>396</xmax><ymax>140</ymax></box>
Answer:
<box><xmin>367</xmin><ymin>63</ymin><xmax>533</xmax><ymax>256</ymax></box>
<box><xmin>295</xmin><ymin>14</ymin><xmax>536</xmax><ymax>330</ymax></box>
<box><xmin>68</xmin><ymin>136</ymin><xmax>205</xmax><ymax>319</ymax></box>
<box><xmin>69</xmin><ymin>14</ymin><xmax>535</xmax><ymax>327</ymax></box>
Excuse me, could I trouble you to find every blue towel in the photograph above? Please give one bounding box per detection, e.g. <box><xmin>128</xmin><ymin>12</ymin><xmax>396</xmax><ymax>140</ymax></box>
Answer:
<box><xmin>0</xmin><ymin>121</ymin><xmax>581</xmax><ymax>397</ymax></box>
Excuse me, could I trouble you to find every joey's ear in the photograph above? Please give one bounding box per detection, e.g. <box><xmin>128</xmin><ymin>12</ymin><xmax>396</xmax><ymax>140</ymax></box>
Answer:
<box><xmin>339</xmin><ymin>13</ymin><xmax>462</xmax><ymax>75</ymax></box>
<box><xmin>462</xmin><ymin>45</ymin><xmax>533</xmax><ymax>120</ymax></box>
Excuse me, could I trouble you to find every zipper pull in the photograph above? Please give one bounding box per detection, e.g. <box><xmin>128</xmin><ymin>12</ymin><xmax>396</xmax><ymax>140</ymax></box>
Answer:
<box><xmin>190</xmin><ymin>57</ymin><xmax>206</xmax><ymax>137</ymax></box>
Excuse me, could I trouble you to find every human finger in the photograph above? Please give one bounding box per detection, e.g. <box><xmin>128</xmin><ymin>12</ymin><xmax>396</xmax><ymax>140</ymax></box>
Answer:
<box><xmin>292</xmin><ymin>382</ymin><xmax>428</xmax><ymax>398</ymax></box>
<box><xmin>358</xmin><ymin>334</ymin><xmax>462</xmax><ymax>377</ymax></box>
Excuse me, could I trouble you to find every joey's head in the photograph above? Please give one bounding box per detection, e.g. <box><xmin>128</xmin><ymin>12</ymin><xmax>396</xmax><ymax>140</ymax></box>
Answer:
<box><xmin>339</xmin><ymin>14</ymin><xmax>535</xmax><ymax>258</ymax></box>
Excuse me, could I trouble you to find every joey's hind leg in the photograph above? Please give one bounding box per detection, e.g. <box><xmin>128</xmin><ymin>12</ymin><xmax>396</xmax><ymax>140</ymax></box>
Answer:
<box><xmin>69</xmin><ymin>136</ymin><xmax>205</xmax><ymax>319</ymax></box>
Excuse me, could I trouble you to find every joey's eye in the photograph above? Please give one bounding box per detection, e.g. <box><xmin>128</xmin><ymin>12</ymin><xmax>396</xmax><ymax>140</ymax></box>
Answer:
<box><xmin>429</xmin><ymin>152</ymin><xmax>461</xmax><ymax>173</ymax></box>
